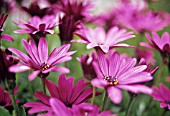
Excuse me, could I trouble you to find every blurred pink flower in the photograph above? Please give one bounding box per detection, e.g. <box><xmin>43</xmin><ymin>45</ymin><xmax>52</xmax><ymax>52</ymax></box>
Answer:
<box><xmin>92</xmin><ymin>51</ymin><xmax>153</xmax><ymax>104</ymax></box>
<box><xmin>77</xmin><ymin>52</ymin><xmax>97</xmax><ymax>80</ymax></box>
<box><xmin>152</xmin><ymin>84</ymin><xmax>170</xmax><ymax>110</ymax></box>
<box><xmin>72</xmin><ymin>26</ymin><xmax>135</xmax><ymax>53</ymax></box>
<box><xmin>0</xmin><ymin>85</ymin><xmax>19</xmax><ymax>108</ymax></box>
<box><xmin>0</xmin><ymin>14</ymin><xmax>13</xmax><ymax>42</ymax></box>
<box><xmin>14</xmin><ymin>15</ymin><xmax>59</xmax><ymax>35</ymax></box>
<box><xmin>140</xmin><ymin>32</ymin><xmax>170</xmax><ymax>56</ymax></box>
<box><xmin>8</xmin><ymin>37</ymin><xmax>75</xmax><ymax>80</ymax></box>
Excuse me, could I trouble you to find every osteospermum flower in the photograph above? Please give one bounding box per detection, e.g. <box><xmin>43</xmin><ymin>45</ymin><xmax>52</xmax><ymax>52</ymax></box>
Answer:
<box><xmin>140</xmin><ymin>32</ymin><xmax>170</xmax><ymax>56</ymax></box>
<box><xmin>77</xmin><ymin>52</ymin><xmax>97</xmax><ymax>80</ymax></box>
<box><xmin>44</xmin><ymin>74</ymin><xmax>93</xmax><ymax>107</ymax></box>
<box><xmin>8</xmin><ymin>37</ymin><xmax>75</xmax><ymax>80</ymax></box>
<box><xmin>0</xmin><ymin>14</ymin><xmax>13</xmax><ymax>42</ymax></box>
<box><xmin>152</xmin><ymin>84</ymin><xmax>170</xmax><ymax>110</ymax></box>
<box><xmin>92</xmin><ymin>51</ymin><xmax>153</xmax><ymax>104</ymax></box>
<box><xmin>24</xmin><ymin>74</ymin><xmax>94</xmax><ymax>115</ymax></box>
<box><xmin>14</xmin><ymin>15</ymin><xmax>59</xmax><ymax>35</ymax></box>
<box><xmin>0</xmin><ymin>86</ymin><xmax>18</xmax><ymax>108</ymax></box>
<box><xmin>72</xmin><ymin>26</ymin><xmax>135</xmax><ymax>53</ymax></box>
<box><xmin>50</xmin><ymin>98</ymin><xmax>114</xmax><ymax>116</ymax></box>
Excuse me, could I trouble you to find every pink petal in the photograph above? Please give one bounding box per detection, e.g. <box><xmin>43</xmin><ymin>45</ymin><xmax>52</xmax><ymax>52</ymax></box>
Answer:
<box><xmin>34</xmin><ymin>91</ymin><xmax>50</xmax><ymax>105</ymax></box>
<box><xmin>91</xmin><ymin>78</ymin><xmax>109</xmax><ymax>88</ymax></box>
<box><xmin>52</xmin><ymin>66</ymin><xmax>70</xmax><ymax>73</ymax></box>
<box><xmin>117</xmin><ymin>84</ymin><xmax>153</xmax><ymax>95</ymax></box>
<box><xmin>38</xmin><ymin>37</ymin><xmax>48</xmax><ymax>64</ymax></box>
<box><xmin>71</xmin><ymin>39</ymin><xmax>89</xmax><ymax>44</ymax></box>
<box><xmin>160</xmin><ymin>102</ymin><xmax>167</xmax><ymax>108</ymax></box>
<box><xmin>0</xmin><ymin>34</ymin><xmax>14</xmax><ymax>42</ymax></box>
<box><xmin>107</xmin><ymin>86</ymin><xmax>122</xmax><ymax>104</ymax></box>
<box><xmin>86</xmin><ymin>43</ymin><xmax>98</xmax><ymax>49</ymax></box>
<box><xmin>28</xmin><ymin>70</ymin><xmax>40</xmax><ymax>80</ymax></box>
<box><xmin>99</xmin><ymin>45</ymin><xmax>109</xmax><ymax>53</ymax></box>
<box><xmin>9</xmin><ymin>64</ymin><xmax>31</xmax><ymax>72</ymax></box>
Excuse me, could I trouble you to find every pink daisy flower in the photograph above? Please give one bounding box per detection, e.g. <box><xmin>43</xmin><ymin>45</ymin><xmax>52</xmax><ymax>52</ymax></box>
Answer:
<box><xmin>152</xmin><ymin>83</ymin><xmax>170</xmax><ymax>110</ymax></box>
<box><xmin>8</xmin><ymin>37</ymin><xmax>75</xmax><ymax>80</ymax></box>
<box><xmin>140</xmin><ymin>32</ymin><xmax>170</xmax><ymax>56</ymax></box>
<box><xmin>72</xmin><ymin>26</ymin><xmax>135</xmax><ymax>53</ymax></box>
<box><xmin>92</xmin><ymin>51</ymin><xmax>153</xmax><ymax>104</ymax></box>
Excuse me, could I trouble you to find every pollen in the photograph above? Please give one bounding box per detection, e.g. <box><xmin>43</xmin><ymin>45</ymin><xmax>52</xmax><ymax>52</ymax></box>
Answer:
<box><xmin>104</xmin><ymin>76</ymin><xmax>119</xmax><ymax>86</ymax></box>
<box><xmin>42</xmin><ymin>64</ymin><xmax>50</xmax><ymax>71</ymax></box>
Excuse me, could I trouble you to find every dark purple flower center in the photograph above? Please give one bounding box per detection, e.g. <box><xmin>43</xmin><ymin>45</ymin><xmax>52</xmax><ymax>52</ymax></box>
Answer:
<box><xmin>166</xmin><ymin>101</ymin><xmax>170</xmax><ymax>104</ymax></box>
<box><xmin>104</xmin><ymin>76</ymin><xmax>119</xmax><ymax>85</ymax></box>
<box><xmin>41</xmin><ymin>63</ymin><xmax>50</xmax><ymax>71</ymax></box>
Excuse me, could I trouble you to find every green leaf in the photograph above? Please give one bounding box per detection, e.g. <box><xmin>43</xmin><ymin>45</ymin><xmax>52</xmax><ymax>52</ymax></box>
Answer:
<box><xmin>19</xmin><ymin>106</ymin><xmax>26</xmax><ymax>116</ymax></box>
<box><xmin>0</xmin><ymin>107</ymin><xmax>11</xmax><ymax>116</ymax></box>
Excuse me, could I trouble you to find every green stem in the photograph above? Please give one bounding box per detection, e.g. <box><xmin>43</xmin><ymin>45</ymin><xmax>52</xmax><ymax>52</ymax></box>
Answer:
<box><xmin>155</xmin><ymin>60</ymin><xmax>165</xmax><ymax>86</ymax></box>
<box><xmin>9</xmin><ymin>91</ymin><xmax>18</xmax><ymax>116</ymax></box>
<box><xmin>101</xmin><ymin>91</ymin><xmax>108</xmax><ymax>111</ymax></box>
<box><xmin>91</xmin><ymin>86</ymin><xmax>96</xmax><ymax>104</ymax></box>
<box><xmin>41</xmin><ymin>78</ymin><xmax>46</xmax><ymax>94</ymax></box>
<box><xmin>125</xmin><ymin>94</ymin><xmax>137</xmax><ymax>116</ymax></box>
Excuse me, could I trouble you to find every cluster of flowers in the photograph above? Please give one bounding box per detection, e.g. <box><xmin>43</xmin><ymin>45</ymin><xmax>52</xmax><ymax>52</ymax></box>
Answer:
<box><xmin>0</xmin><ymin>0</ymin><xmax>170</xmax><ymax>116</ymax></box>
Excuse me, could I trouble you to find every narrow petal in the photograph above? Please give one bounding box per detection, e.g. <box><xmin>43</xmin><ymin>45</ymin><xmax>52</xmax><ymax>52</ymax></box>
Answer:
<box><xmin>91</xmin><ymin>78</ymin><xmax>108</xmax><ymax>88</ymax></box>
<box><xmin>9</xmin><ymin>64</ymin><xmax>31</xmax><ymax>72</ymax></box>
<box><xmin>117</xmin><ymin>84</ymin><xmax>153</xmax><ymax>95</ymax></box>
<box><xmin>52</xmin><ymin>66</ymin><xmax>70</xmax><ymax>73</ymax></box>
<box><xmin>38</xmin><ymin>37</ymin><xmax>48</xmax><ymax>63</ymax></box>
<box><xmin>0</xmin><ymin>34</ymin><xmax>14</xmax><ymax>42</ymax></box>
<box><xmin>107</xmin><ymin>86</ymin><xmax>122</xmax><ymax>104</ymax></box>
<box><xmin>28</xmin><ymin>70</ymin><xmax>40</xmax><ymax>80</ymax></box>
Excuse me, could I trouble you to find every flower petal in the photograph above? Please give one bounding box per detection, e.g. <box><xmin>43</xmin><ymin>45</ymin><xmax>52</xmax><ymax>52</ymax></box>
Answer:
<box><xmin>9</xmin><ymin>64</ymin><xmax>31</xmax><ymax>72</ymax></box>
<box><xmin>28</xmin><ymin>70</ymin><xmax>40</xmax><ymax>80</ymax></box>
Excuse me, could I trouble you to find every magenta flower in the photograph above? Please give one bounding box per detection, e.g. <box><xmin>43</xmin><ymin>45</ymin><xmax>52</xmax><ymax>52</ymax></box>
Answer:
<box><xmin>24</xmin><ymin>74</ymin><xmax>94</xmax><ymax>115</ymax></box>
<box><xmin>44</xmin><ymin>74</ymin><xmax>93</xmax><ymax>107</ymax></box>
<box><xmin>50</xmin><ymin>98</ymin><xmax>114</xmax><ymax>116</ymax></box>
<box><xmin>8</xmin><ymin>37</ymin><xmax>75</xmax><ymax>80</ymax></box>
<box><xmin>0</xmin><ymin>85</ymin><xmax>19</xmax><ymax>108</ymax></box>
<box><xmin>122</xmin><ymin>11</ymin><xmax>168</xmax><ymax>33</ymax></box>
<box><xmin>92</xmin><ymin>51</ymin><xmax>153</xmax><ymax>104</ymax></box>
<box><xmin>152</xmin><ymin>84</ymin><xmax>170</xmax><ymax>110</ymax></box>
<box><xmin>77</xmin><ymin>52</ymin><xmax>97</xmax><ymax>80</ymax></box>
<box><xmin>0</xmin><ymin>14</ymin><xmax>13</xmax><ymax>42</ymax></box>
<box><xmin>14</xmin><ymin>15</ymin><xmax>59</xmax><ymax>35</ymax></box>
<box><xmin>140</xmin><ymin>32</ymin><xmax>170</xmax><ymax>56</ymax></box>
<box><xmin>72</xmin><ymin>26</ymin><xmax>135</xmax><ymax>53</ymax></box>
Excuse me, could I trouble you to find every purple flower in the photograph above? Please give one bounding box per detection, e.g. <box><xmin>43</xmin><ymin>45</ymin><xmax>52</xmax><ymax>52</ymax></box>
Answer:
<box><xmin>77</xmin><ymin>52</ymin><xmax>97</xmax><ymax>80</ymax></box>
<box><xmin>44</xmin><ymin>74</ymin><xmax>93</xmax><ymax>107</ymax></box>
<box><xmin>152</xmin><ymin>84</ymin><xmax>170</xmax><ymax>110</ymax></box>
<box><xmin>0</xmin><ymin>85</ymin><xmax>19</xmax><ymax>108</ymax></box>
<box><xmin>22</xmin><ymin>1</ymin><xmax>55</xmax><ymax>18</ymax></box>
<box><xmin>92</xmin><ymin>51</ymin><xmax>153</xmax><ymax>104</ymax></box>
<box><xmin>122</xmin><ymin>11</ymin><xmax>168</xmax><ymax>33</ymax></box>
<box><xmin>140</xmin><ymin>32</ymin><xmax>170</xmax><ymax>56</ymax></box>
<box><xmin>72</xmin><ymin>26</ymin><xmax>135</xmax><ymax>53</ymax></box>
<box><xmin>24</xmin><ymin>74</ymin><xmax>94</xmax><ymax>115</ymax></box>
<box><xmin>8</xmin><ymin>37</ymin><xmax>75</xmax><ymax>80</ymax></box>
<box><xmin>50</xmin><ymin>98</ymin><xmax>114</xmax><ymax>116</ymax></box>
<box><xmin>14</xmin><ymin>15</ymin><xmax>59</xmax><ymax>35</ymax></box>
<box><xmin>57</xmin><ymin>0</ymin><xmax>92</xmax><ymax>22</ymax></box>
<box><xmin>0</xmin><ymin>49</ymin><xmax>19</xmax><ymax>82</ymax></box>
<box><xmin>0</xmin><ymin>14</ymin><xmax>13</xmax><ymax>42</ymax></box>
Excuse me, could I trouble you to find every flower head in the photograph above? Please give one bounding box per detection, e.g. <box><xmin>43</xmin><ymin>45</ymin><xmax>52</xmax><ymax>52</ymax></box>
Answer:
<box><xmin>0</xmin><ymin>85</ymin><xmax>19</xmax><ymax>108</ymax></box>
<box><xmin>24</xmin><ymin>74</ymin><xmax>94</xmax><ymax>115</ymax></box>
<box><xmin>14</xmin><ymin>15</ymin><xmax>59</xmax><ymax>35</ymax></box>
<box><xmin>152</xmin><ymin>84</ymin><xmax>170</xmax><ymax>110</ymax></box>
<box><xmin>8</xmin><ymin>37</ymin><xmax>75</xmax><ymax>80</ymax></box>
<box><xmin>77</xmin><ymin>52</ymin><xmax>97</xmax><ymax>80</ymax></box>
<box><xmin>72</xmin><ymin>26</ymin><xmax>135</xmax><ymax>53</ymax></box>
<box><xmin>140</xmin><ymin>32</ymin><xmax>170</xmax><ymax>56</ymax></box>
<box><xmin>92</xmin><ymin>51</ymin><xmax>153</xmax><ymax>104</ymax></box>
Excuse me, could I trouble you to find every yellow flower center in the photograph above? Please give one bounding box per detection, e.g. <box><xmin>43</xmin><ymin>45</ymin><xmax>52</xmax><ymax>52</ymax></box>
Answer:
<box><xmin>104</xmin><ymin>76</ymin><xmax>119</xmax><ymax>86</ymax></box>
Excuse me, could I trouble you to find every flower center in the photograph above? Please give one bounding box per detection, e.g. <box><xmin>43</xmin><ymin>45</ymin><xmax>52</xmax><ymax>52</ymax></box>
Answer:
<box><xmin>0</xmin><ymin>102</ymin><xmax>6</xmax><ymax>107</ymax></box>
<box><xmin>41</xmin><ymin>63</ymin><xmax>50</xmax><ymax>71</ymax></box>
<box><xmin>104</xmin><ymin>76</ymin><xmax>119</xmax><ymax>85</ymax></box>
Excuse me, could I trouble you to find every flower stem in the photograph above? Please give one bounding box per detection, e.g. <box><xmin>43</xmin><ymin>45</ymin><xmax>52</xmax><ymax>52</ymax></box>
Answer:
<box><xmin>41</xmin><ymin>78</ymin><xmax>46</xmax><ymax>94</ymax></box>
<box><xmin>9</xmin><ymin>90</ymin><xmax>18</xmax><ymax>116</ymax></box>
<box><xmin>155</xmin><ymin>60</ymin><xmax>165</xmax><ymax>86</ymax></box>
<box><xmin>101</xmin><ymin>91</ymin><xmax>108</xmax><ymax>111</ymax></box>
<box><xmin>91</xmin><ymin>86</ymin><xmax>96</xmax><ymax>104</ymax></box>
<box><xmin>125</xmin><ymin>94</ymin><xmax>137</xmax><ymax>116</ymax></box>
